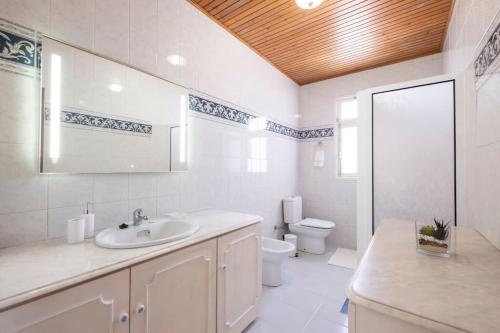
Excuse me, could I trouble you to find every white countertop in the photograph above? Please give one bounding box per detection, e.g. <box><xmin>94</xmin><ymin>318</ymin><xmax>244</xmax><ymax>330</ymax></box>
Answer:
<box><xmin>347</xmin><ymin>219</ymin><xmax>500</xmax><ymax>333</ymax></box>
<box><xmin>0</xmin><ymin>210</ymin><xmax>261</xmax><ymax>311</ymax></box>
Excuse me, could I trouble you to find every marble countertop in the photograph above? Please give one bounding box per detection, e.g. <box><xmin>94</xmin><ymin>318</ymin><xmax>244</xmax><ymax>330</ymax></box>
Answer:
<box><xmin>0</xmin><ymin>210</ymin><xmax>261</xmax><ymax>311</ymax></box>
<box><xmin>347</xmin><ymin>219</ymin><xmax>500</xmax><ymax>333</ymax></box>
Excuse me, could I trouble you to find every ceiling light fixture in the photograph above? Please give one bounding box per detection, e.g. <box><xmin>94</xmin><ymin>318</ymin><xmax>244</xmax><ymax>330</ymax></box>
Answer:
<box><xmin>295</xmin><ymin>0</ymin><xmax>324</xmax><ymax>9</ymax></box>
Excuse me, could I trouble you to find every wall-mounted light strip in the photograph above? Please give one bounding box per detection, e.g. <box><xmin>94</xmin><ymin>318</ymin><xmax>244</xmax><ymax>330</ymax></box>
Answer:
<box><xmin>180</xmin><ymin>95</ymin><xmax>187</xmax><ymax>163</ymax></box>
<box><xmin>49</xmin><ymin>53</ymin><xmax>61</xmax><ymax>162</ymax></box>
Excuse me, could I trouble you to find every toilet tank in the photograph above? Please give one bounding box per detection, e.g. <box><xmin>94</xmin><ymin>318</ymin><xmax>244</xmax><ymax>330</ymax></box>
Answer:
<box><xmin>283</xmin><ymin>196</ymin><xmax>302</xmax><ymax>224</ymax></box>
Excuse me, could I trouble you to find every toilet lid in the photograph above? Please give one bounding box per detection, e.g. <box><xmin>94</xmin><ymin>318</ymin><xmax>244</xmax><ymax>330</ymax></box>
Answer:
<box><xmin>299</xmin><ymin>218</ymin><xmax>335</xmax><ymax>229</ymax></box>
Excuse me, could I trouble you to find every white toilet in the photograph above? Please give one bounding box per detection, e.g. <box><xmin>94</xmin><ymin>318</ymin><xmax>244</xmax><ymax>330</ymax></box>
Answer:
<box><xmin>283</xmin><ymin>196</ymin><xmax>335</xmax><ymax>254</ymax></box>
<box><xmin>262</xmin><ymin>237</ymin><xmax>295</xmax><ymax>286</ymax></box>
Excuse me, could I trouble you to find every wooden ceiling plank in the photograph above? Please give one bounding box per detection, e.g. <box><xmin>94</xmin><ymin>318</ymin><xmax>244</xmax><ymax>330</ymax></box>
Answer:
<box><xmin>283</xmin><ymin>35</ymin><xmax>443</xmax><ymax>69</ymax></box>
<box><xmin>237</xmin><ymin>0</ymin><xmax>374</xmax><ymax>38</ymax></box>
<box><xmin>188</xmin><ymin>0</ymin><xmax>455</xmax><ymax>84</ymax></box>
<box><xmin>220</xmin><ymin>0</ymin><xmax>288</xmax><ymax>22</ymax></box>
<box><xmin>205</xmin><ymin>0</ymin><xmax>233</xmax><ymax>12</ymax></box>
<box><xmin>291</xmin><ymin>45</ymin><xmax>441</xmax><ymax>82</ymax></box>
<box><xmin>263</xmin><ymin>10</ymin><xmax>449</xmax><ymax>62</ymax></box>
<box><xmin>251</xmin><ymin>0</ymin><xmax>446</xmax><ymax>49</ymax></box>
<box><xmin>279</xmin><ymin>30</ymin><xmax>444</xmax><ymax>69</ymax></box>
<box><xmin>264</xmin><ymin>16</ymin><xmax>447</xmax><ymax>63</ymax></box>
<box><xmin>285</xmin><ymin>38</ymin><xmax>442</xmax><ymax>75</ymax></box>
<box><xmin>297</xmin><ymin>49</ymin><xmax>440</xmax><ymax>84</ymax></box>
<box><xmin>196</xmin><ymin>0</ymin><xmax>217</xmax><ymax>8</ymax></box>
<box><xmin>275</xmin><ymin>34</ymin><xmax>445</xmax><ymax>72</ymax></box>
<box><xmin>224</xmin><ymin>0</ymin><xmax>291</xmax><ymax>27</ymax></box>
<box><xmin>229</xmin><ymin>1</ymin><xmax>295</xmax><ymax>32</ymax></box>
<box><xmin>294</xmin><ymin>47</ymin><xmax>441</xmax><ymax>80</ymax></box>
<box><xmin>213</xmin><ymin>0</ymin><xmax>261</xmax><ymax>18</ymax></box>
<box><xmin>259</xmin><ymin>4</ymin><xmax>449</xmax><ymax>60</ymax></box>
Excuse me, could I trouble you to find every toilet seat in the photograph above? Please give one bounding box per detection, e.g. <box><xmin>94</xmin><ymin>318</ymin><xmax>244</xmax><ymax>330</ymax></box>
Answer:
<box><xmin>298</xmin><ymin>218</ymin><xmax>335</xmax><ymax>229</ymax></box>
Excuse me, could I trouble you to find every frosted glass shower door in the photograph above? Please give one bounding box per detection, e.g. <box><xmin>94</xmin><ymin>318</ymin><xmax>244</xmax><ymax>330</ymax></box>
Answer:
<box><xmin>372</xmin><ymin>81</ymin><xmax>455</xmax><ymax>232</ymax></box>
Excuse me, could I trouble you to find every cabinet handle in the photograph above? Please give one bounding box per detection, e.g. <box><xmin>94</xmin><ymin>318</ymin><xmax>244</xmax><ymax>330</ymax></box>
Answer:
<box><xmin>119</xmin><ymin>313</ymin><xmax>129</xmax><ymax>323</ymax></box>
<box><xmin>221</xmin><ymin>264</ymin><xmax>227</xmax><ymax>270</ymax></box>
<box><xmin>136</xmin><ymin>304</ymin><xmax>146</xmax><ymax>315</ymax></box>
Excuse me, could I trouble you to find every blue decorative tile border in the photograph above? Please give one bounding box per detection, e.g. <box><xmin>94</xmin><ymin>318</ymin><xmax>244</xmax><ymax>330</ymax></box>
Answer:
<box><xmin>44</xmin><ymin>106</ymin><xmax>152</xmax><ymax>135</ymax></box>
<box><xmin>474</xmin><ymin>16</ymin><xmax>500</xmax><ymax>79</ymax></box>
<box><xmin>0</xmin><ymin>18</ymin><xmax>41</xmax><ymax>77</ymax></box>
<box><xmin>0</xmin><ymin>17</ymin><xmax>333</xmax><ymax>140</ymax></box>
<box><xmin>188</xmin><ymin>94</ymin><xmax>334</xmax><ymax>140</ymax></box>
<box><xmin>298</xmin><ymin>127</ymin><xmax>334</xmax><ymax>139</ymax></box>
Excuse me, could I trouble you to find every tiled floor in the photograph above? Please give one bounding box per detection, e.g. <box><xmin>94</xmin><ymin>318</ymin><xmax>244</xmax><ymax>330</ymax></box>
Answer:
<box><xmin>244</xmin><ymin>247</ymin><xmax>354</xmax><ymax>333</ymax></box>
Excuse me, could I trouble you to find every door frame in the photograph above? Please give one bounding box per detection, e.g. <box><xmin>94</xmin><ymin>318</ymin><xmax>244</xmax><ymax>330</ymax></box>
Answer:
<box><xmin>371</xmin><ymin>79</ymin><xmax>457</xmax><ymax>235</ymax></box>
<box><xmin>356</xmin><ymin>73</ymin><xmax>465</xmax><ymax>256</ymax></box>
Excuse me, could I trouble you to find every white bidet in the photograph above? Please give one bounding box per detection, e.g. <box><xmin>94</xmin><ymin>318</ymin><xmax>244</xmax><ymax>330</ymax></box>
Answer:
<box><xmin>262</xmin><ymin>237</ymin><xmax>295</xmax><ymax>287</ymax></box>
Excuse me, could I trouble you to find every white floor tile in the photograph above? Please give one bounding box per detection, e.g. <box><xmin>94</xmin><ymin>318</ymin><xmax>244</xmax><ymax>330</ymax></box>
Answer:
<box><xmin>302</xmin><ymin>315</ymin><xmax>348</xmax><ymax>333</ymax></box>
<box><xmin>250</xmin><ymin>246</ymin><xmax>354</xmax><ymax>333</ymax></box>
<box><xmin>316</xmin><ymin>299</ymin><xmax>348</xmax><ymax>327</ymax></box>
<box><xmin>258</xmin><ymin>296</ymin><xmax>313</xmax><ymax>333</ymax></box>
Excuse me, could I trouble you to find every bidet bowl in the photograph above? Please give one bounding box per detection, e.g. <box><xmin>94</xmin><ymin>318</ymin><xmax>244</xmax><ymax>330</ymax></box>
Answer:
<box><xmin>262</xmin><ymin>237</ymin><xmax>295</xmax><ymax>286</ymax></box>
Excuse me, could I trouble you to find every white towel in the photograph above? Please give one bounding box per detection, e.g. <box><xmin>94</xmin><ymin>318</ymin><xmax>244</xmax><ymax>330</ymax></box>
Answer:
<box><xmin>313</xmin><ymin>150</ymin><xmax>325</xmax><ymax>167</ymax></box>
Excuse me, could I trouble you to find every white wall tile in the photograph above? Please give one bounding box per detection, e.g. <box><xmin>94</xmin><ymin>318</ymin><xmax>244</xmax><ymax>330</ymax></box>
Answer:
<box><xmin>48</xmin><ymin>174</ymin><xmax>93</xmax><ymax>208</ymax></box>
<box><xmin>129</xmin><ymin>174</ymin><xmax>157</xmax><ymax>199</ymax></box>
<box><xmin>0</xmin><ymin>61</ymin><xmax>41</xmax><ymax>146</ymax></box>
<box><xmin>130</xmin><ymin>0</ymin><xmax>157</xmax><ymax>74</ymax></box>
<box><xmin>94</xmin><ymin>201</ymin><xmax>128</xmax><ymax>230</ymax></box>
<box><xmin>93</xmin><ymin>174</ymin><xmax>129</xmax><ymax>203</ymax></box>
<box><xmin>128</xmin><ymin>197</ymin><xmax>156</xmax><ymax>218</ymax></box>
<box><xmin>157</xmin><ymin>195</ymin><xmax>181</xmax><ymax>216</ymax></box>
<box><xmin>157</xmin><ymin>0</ymin><xmax>182</xmax><ymax>82</ymax></box>
<box><xmin>94</xmin><ymin>0</ymin><xmax>129</xmax><ymax>62</ymax></box>
<box><xmin>442</xmin><ymin>2</ymin><xmax>500</xmax><ymax>248</ymax></box>
<box><xmin>0</xmin><ymin>0</ymin><xmax>300</xmax><ymax>248</ymax></box>
<box><xmin>0</xmin><ymin>210</ymin><xmax>47</xmax><ymax>248</ymax></box>
<box><xmin>47</xmin><ymin>205</ymin><xmax>83</xmax><ymax>238</ymax></box>
<box><xmin>0</xmin><ymin>176</ymin><xmax>47</xmax><ymax>214</ymax></box>
<box><xmin>50</xmin><ymin>0</ymin><xmax>95</xmax><ymax>49</ymax></box>
<box><xmin>0</xmin><ymin>0</ymin><xmax>50</xmax><ymax>32</ymax></box>
<box><xmin>157</xmin><ymin>173</ymin><xmax>180</xmax><ymax>197</ymax></box>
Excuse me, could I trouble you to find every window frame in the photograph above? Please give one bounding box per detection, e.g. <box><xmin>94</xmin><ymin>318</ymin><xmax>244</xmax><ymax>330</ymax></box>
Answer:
<box><xmin>336</xmin><ymin>96</ymin><xmax>358</xmax><ymax>180</ymax></box>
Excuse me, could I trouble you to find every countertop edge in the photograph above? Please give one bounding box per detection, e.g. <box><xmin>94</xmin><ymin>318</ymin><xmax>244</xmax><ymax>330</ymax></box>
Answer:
<box><xmin>345</xmin><ymin>225</ymin><xmax>469</xmax><ymax>333</ymax></box>
<box><xmin>346</xmin><ymin>282</ymin><xmax>468</xmax><ymax>333</ymax></box>
<box><xmin>0</xmin><ymin>216</ymin><xmax>262</xmax><ymax>312</ymax></box>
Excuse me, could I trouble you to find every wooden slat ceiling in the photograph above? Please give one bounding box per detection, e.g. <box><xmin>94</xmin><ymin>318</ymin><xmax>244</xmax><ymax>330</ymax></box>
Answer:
<box><xmin>188</xmin><ymin>0</ymin><xmax>455</xmax><ymax>85</ymax></box>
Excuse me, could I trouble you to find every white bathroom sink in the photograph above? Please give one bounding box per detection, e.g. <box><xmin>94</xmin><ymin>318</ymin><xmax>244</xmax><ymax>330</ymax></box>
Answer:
<box><xmin>95</xmin><ymin>217</ymin><xmax>200</xmax><ymax>249</ymax></box>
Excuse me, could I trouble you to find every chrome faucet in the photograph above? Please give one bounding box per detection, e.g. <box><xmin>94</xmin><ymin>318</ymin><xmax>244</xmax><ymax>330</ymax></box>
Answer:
<box><xmin>133</xmin><ymin>208</ymin><xmax>149</xmax><ymax>226</ymax></box>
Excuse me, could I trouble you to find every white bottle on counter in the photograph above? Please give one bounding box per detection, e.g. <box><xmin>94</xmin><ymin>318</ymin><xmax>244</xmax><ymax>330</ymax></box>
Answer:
<box><xmin>82</xmin><ymin>202</ymin><xmax>95</xmax><ymax>238</ymax></box>
<box><xmin>67</xmin><ymin>217</ymin><xmax>85</xmax><ymax>244</ymax></box>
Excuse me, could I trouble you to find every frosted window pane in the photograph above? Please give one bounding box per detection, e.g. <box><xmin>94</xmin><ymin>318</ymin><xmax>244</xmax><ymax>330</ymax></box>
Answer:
<box><xmin>341</xmin><ymin>127</ymin><xmax>357</xmax><ymax>175</ymax></box>
<box><xmin>340</xmin><ymin>100</ymin><xmax>358</xmax><ymax>120</ymax></box>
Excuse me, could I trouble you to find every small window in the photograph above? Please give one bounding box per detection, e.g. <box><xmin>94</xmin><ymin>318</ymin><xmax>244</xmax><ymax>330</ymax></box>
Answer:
<box><xmin>337</xmin><ymin>97</ymin><xmax>358</xmax><ymax>178</ymax></box>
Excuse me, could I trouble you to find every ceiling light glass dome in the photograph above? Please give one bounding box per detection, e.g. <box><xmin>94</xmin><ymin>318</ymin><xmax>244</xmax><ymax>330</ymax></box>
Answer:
<box><xmin>295</xmin><ymin>0</ymin><xmax>324</xmax><ymax>9</ymax></box>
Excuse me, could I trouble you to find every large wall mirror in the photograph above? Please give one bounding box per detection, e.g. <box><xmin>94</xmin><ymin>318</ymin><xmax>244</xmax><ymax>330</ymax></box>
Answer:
<box><xmin>40</xmin><ymin>37</ymin><xmax>188</xmax><ymax>173</ymax></box>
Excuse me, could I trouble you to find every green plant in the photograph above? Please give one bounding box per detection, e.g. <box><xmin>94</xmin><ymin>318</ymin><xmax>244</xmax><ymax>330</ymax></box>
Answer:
<box><xmin>419</xmin><ymin>225</ymin><xmax>435</xmax><ymax>237</ymax></box>
<box><xmin>433</xmin><ymin>218</ymin><xmax>450</xmax><ymax>240</ymax></box>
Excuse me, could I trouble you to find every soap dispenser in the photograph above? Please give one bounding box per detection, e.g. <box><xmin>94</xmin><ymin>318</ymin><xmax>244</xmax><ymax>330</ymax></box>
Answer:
<box><xmin>82</xmin><ymin>202</ymin><xmax>95</xmax><ymax>238</ymax></box>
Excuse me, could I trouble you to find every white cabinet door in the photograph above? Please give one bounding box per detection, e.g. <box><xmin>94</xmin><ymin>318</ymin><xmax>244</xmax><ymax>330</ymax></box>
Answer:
<box><xmin>130</xmin><ymin>239</ymin><xmax>217</xmax><ymax>333</ymax></box>
<box><xmin>0</xmin><ymin>269</ymin><xmax>130</xmax><ymax>333</ymax></box>
<box><xmin>217</xmin><ymin>224</ymin><xmax>261</xmax><ymax>333</ymax></box>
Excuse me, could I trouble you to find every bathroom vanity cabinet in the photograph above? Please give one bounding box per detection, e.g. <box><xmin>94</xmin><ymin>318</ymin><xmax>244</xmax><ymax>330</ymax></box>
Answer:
<box><xmin>217</xmin><ymin>224</ymin><xmax>261</xmax><ymax>333</ymax></box>
<box><xmin>347</xmin><ymin>220</ymin><xmax>500</xmax><ymax>333</ymax></box>
<box><xmin>0</xmin><ymin>269</ymin><xmax>130</xmax><ymax>333</ymax></box>
<box><xmin>0</xmin><ymin>223</ymin><xmax>261</xmax><ymax>333</ymax></box>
